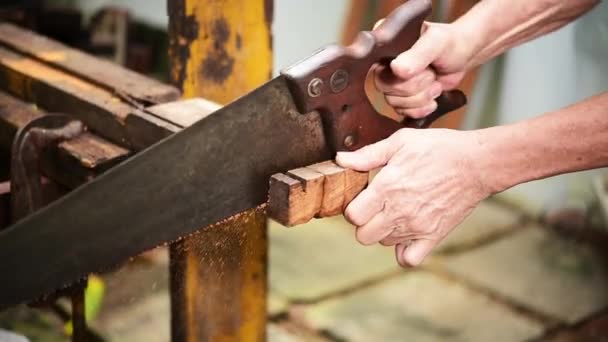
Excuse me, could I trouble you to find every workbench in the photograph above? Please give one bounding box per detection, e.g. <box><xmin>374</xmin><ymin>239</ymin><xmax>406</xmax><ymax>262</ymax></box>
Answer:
<box><xmin>0</xmin><ymin>0</ymin><xmax>272</xmax><ymax>339</ymax></box>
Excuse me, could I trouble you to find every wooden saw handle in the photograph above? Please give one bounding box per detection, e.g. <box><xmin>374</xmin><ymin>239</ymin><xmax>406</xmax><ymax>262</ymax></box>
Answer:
<box><xmin>281</xmin><ymin>0</ymin><xmax>466</xmax><ymax>152</ymax></box>
<box><xmin>268</xmin><ymin>161</ymin><xmax>370</xmax><ymax>227</ymax></box>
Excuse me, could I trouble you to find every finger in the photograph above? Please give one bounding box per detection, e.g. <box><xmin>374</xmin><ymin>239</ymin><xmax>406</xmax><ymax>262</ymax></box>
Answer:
<box><xmin>395</xmin><ymin>241</ymin><xmax>411</xmax><ymax>266</ymax></box>
<box><xmin>372</xmin><ymin>19</ymin><xmax>385</xmax><ymax>30</ymax></box>
<box><xmin>399</xmin><ymin>238</ymin><xmax>439</xmax><ymax>267</ymax></box>
<box><xmin>390</xmin><ymin>26</ymin><xmax>447</xmax><ymax>79</ymax></box>
<box><xmin>375</xmin><ymin>67</ymin><xmax>435</xmax><ymax>96</ymax></box>
<box><xmin>395</xmin><ymin>101</ymin><xmax>438</xmax><ymax>119</ymax></box>
<box><xmin>335</xmin><ymin>135</ymin><xmax>400</xmax><ymax>171</ymax></box>
<box><xmin>380</xmin><ymin>232</ymin><xmax>415</xmax><ymax>246</ymax></box>
<box><xmin>385</xmin><ymin>82</ymin><xmax>442</xmax><ymax>109</ymax></box>
<box><xmin>343</xmin><ymin>187</ymin><xmax>383</xmax><ymax>227</ymax></box>
<box><xmin>355</xmin><ymin>209</ymin><xmax>394</xmax><ymax>246</ymax></box>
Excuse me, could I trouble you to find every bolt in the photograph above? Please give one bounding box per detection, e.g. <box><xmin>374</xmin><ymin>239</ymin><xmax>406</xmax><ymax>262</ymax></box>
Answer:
<box><xmin>343</xmin><ymin>135</ymin><xmax>355</xmax><ymax>148</ymax></box>
<box><xmin>330</xmin><ymin>69</ymin><xmax>349</xmax><ymax>93</ymax></box>
<box><xmin>307</xmin><ymin>78</ymin><xmax>323</xmax><ymax>97</ymax></box>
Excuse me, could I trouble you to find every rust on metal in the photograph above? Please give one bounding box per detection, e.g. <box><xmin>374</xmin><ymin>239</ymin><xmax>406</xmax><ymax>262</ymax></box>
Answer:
<box><xmin>170</xmin><ymin>208</ymin><xmax>267</xmax><ymax>342</ymax></box>
<box><xmin>9</xmin><ymin>113</ymin><xmax>92</xmax><ymax>342</ymax></box>
<box><xmin>167</xmin><ymin>1</ymin><xmax>199</xmax><ymax>90</ymax></box>
<box><xmin>10</xmin><ymin>114</ymin><xmax>83</xmax><ymax>221</ymax></box>
<box><xmin>200</xmin><ymin>18</ymin><xmax>235</xmax><ymax>84</ymax></box>
<box><xmin>0</xmin><ymin>91</ymin><xmax>130</xmax><ymax>188</ymax></box>
<box><xmin>168</xmin><ymin>0</ymin><xmax>273</xmax><ymax>340</ymax></box>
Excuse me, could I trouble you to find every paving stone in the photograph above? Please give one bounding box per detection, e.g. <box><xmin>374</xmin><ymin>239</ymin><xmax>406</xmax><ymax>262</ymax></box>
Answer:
<box><xmin>268</xmin><ymin>324</ymin><xmax>327</xmax><ymax>342</ymax></box>
<box><xmin>97</xmin><ymin>292</ymin><xmax>170</xmax><ymax>342</ymax></box>
<box><xmin>269</xmin><ymin>294</ymin><xmax>289</xmax><ymax>317</ymax></box>
<box><xmin>435</xmin><ymin>200</ymin><xmax>522</xmax><ymax>253</ymax></box>
<box><xmin>301</xmin><ymin>272</ymin><xmax>543</xmax><ymax>342</ymax></box>
<box><xmin>494</xmin><ymin>189</ymin><xmax>545</xmax><ymax>219</ymax></box>
<box><xmin>540</xmin><ymin>313</ymin><xmax>608</xmax><ymax>342</ymax></box>
<box><xmin>0</xmin><ymin>306</ymin><xmax>65</xmax><ymax>342</ymax></box>
<box><xmin>442</xmin><ymin>225</ymin><xmax>608</xmax><ymax>323</ymax></box>
<box><xmin>269</xmin><ymin>216</ymin><xmax>400</xmax><ymax>301</ymax></box>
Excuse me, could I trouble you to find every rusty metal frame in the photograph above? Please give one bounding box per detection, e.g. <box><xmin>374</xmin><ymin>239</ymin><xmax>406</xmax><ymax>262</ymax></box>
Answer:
<box><xmin>9</xmin><ymin>114</ymin><xmax>104</xmax><ymax>342</ymax></box>
<box><xmin>167</xmin><ymin>1</ymin><xmax>273</xmax><ymax>341</ymax></box>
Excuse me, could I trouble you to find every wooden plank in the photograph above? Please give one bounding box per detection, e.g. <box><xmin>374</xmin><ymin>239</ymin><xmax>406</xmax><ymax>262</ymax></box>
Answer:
<box><xmin>0</xmin><ymin>90</ymin><xmax>40</xmax><ymax>150</ymax></box>
<box><xmin>0</xmin><ymin>91</ymin><xmax>130</xmax><ymax>188</ymax></box>
<box><xmin>268</xmin><ymin>161</ymin><xmax>369</xmax><ymax>227</ymax></box>
<box><xmin>125</xmin><ymin>110</ymin><xmax>181</xmax><ymax>151</ymax></box>
<box><xmin>145</xmin><ymin>98</ymin><xmax>220</xmax><ymax>128</ymax></box>
<box><xmin>0</xmin><ymin>23</ymin><xmax>180</xmax><ymax>105</ymax></box>
<box><xmin>0</xmin><ymin>45</ymin><xmax>137</xmax><ymax>147</ymax></box>
<box><xmin>123</xmin><ymin>98</ymin><xmax>221</xmax><ymax>151</ymax></box>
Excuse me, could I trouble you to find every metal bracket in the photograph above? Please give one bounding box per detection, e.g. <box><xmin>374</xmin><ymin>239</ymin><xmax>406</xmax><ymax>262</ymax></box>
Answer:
<box><xmin>10</xmin><ymin>114</ymin><xmax>83</xmax><ymax>222</ymax></box>
<box><xmin>9</xmin><ymin>114</ymin><xmax>102</xmax><ymax>342</ymax></box>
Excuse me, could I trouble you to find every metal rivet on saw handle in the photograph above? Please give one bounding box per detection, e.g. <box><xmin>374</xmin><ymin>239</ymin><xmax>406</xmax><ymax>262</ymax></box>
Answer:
<box><xmin>308</xmin><ymin>78</ymin><xmax>323</xmax><ymax>97</ymax></box>
<box><xmin>330</xmin><ymin>69</ymin><xmax>349</xmax><ymax>93</ymax></box>
<box><xmin>343</xmin><ymin>135</ymin><xmax>355</xmax><ymax>148</ymax></box>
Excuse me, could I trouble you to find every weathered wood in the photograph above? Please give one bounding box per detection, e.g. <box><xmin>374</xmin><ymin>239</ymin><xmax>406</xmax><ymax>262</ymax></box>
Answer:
<box><xmin>124</xmin><ymin>98</ymin><xmax>220</xmax><ymax>151</ymax></box>
<box><xmin>145</xmin><ymin>98</ymin><xmax>220</xmax><ymax>127</ymax></box>
<box><xmin>268</xmin><ymin>161</ymin><xmax>369</xmax><ymax>227</ymax></box>
<box><xmin>0</xmin><ymin>23</ymin><xmax>180</xmax><ymax>105</ymax></box>
<box><xmin>0</xmin><ymin>45</ymin><xmax>136</xmax><ymax>147</ymax></box>
<box><xmin>0</xmin><ymin>90</ymin><xmax>40</xmax><ymax>150</ymax></box>
<box><xmin>125</xmin><ymin>110</ymin><xmax>181</xmax><ymax>151</ymax></box>
<box><xmin>0</xmin><ymin>91</ymin><xmax>129</xmax><ymax>188</ymax></box>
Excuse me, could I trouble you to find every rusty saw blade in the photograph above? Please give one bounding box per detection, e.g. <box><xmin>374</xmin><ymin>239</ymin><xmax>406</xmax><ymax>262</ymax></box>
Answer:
<box><xmin>0</xmin><ymin>77</ymin><xmax>330</xmax><ymax>308</ymax></box>
<box><xmin>0</xmin><ymin>0</ymin><xmax>465</xmax><ymax>308</ymax></box>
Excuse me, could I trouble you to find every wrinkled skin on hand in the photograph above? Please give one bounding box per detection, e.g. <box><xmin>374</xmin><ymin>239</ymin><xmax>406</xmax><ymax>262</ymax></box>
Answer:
<box><xmin>374</xmin><ymin>22</ymin><xmax>474</xmax><ymax>118</ymax></box>
<box><xmin>336</xmin><ymin>128</ymin><xmax>492</xmax><ymax>267</ymax></box>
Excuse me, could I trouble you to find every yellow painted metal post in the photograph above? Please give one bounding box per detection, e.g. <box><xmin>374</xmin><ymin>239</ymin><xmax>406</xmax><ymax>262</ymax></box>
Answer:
<box><xmin>167</xmin><ymin>1</ymin><xmax>272</xmax><ymax>341</ymax></box>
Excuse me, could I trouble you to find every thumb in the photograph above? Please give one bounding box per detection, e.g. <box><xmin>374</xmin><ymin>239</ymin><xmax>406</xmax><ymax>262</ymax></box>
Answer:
<box><xmin>336</xmin><ymin>136</ymin><xmax>398</xmax><ymax>171</ymax></box>
<box><xmin>390</xmin><ymin>24</ymin><xmax>446</xmax><ymax>79</ymax></box>
<box><xmin>396</xmin><ymin>239</ymin><xmax>438</xmax><ymax>267</ymax></box>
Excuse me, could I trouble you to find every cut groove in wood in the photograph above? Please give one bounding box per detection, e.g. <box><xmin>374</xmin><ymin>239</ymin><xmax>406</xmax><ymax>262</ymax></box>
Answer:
<box><xmin>268</xmin><ymin>161</ymin><xmax>369</xmax><ymax>227</ymax></box>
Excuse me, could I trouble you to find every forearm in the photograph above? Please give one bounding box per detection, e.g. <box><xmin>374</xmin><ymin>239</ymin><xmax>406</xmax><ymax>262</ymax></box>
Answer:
<box><xmin>474</xmin><ymin>92</ymin><xmax>608</xmax><ymax>194</ymax></box>
<box><xmin>452</xmin><ymin>0</ymin><xmax>599</xmax><ymax>69</ymax></box>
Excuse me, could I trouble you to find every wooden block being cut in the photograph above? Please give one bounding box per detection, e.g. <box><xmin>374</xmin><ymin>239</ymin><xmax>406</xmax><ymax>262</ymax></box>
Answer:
<box><xmin>307</xmin><ymin>161</ymin><xmax>346</xmax><ymax>217</ymax></box>
<box><xmin>344</xmin><ymin>168</ymin><xmax>368</xmax><ymax>208</ymax></box>
<box><xmin>267</xmin><ymin>169</ymin><xmax>324</xmax><ymax>226</ymax></box>
<box><xmin>268</xmin><ymin>161</ymin><xmax>369</xmax><ymax>227</ymax></box>
<box><xmin>287</xmin><ymin>167</ymin><xmax>324</xmax><ymax>215</ymax></box>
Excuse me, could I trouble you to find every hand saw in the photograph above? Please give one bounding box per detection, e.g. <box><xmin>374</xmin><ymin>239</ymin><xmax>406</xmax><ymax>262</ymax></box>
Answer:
<box><xmin>0</xmin><ymin>0</ymin><xmax>465</xmax><ymax>309</ymax></box>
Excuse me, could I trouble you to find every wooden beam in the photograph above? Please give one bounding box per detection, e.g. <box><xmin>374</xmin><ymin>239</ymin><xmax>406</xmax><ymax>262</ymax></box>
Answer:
<box><xmin>0</xmin><ymin>91</ymin><xmax>129</xmax><ymax>188</ymax></box>
<box><xmin>0</xmin><ymin>46</ymin><xmax>136</xmax><ymax>147</ymax></box>
<box><xmin>268</xmin><ymin>161</ymin><xmax>368</xmax><ymax>227</ymax></box>
<box><xmin>0</xmin><ymin>23</ymin><xmax>180</xmax><ymax>105</ymax></box>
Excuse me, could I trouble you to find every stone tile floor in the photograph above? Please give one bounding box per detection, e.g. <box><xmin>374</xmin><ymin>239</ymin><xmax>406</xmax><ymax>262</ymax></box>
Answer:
<box><xmin>2</xmin><ymin>198</ymin><xmax>608</xmax><ymax>341</ymax></box>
